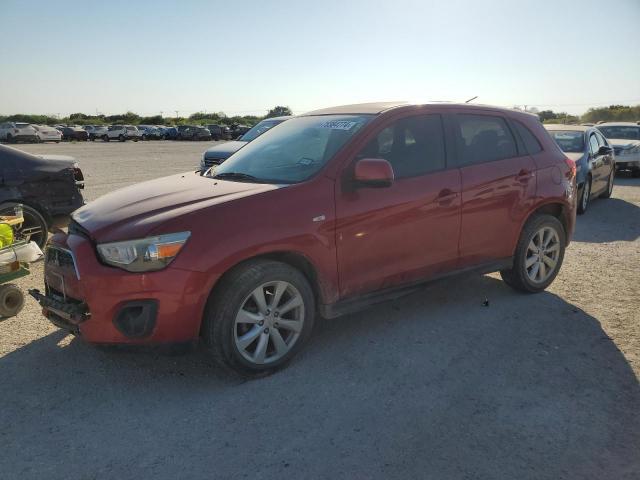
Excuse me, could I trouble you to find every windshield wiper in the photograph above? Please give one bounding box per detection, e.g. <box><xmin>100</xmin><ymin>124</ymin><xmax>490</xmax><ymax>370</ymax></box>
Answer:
<box><xmin>212</xmin><ymin>172</ymin><xmax>262</xmax><ymax>183</ymax></box>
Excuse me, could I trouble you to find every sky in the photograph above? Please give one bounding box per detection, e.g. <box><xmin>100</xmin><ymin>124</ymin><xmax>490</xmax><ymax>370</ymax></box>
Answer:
<box><xmin>1</xmin><ymin>0</ymin><xmax>639</xmax><ymax>117</ymax></box>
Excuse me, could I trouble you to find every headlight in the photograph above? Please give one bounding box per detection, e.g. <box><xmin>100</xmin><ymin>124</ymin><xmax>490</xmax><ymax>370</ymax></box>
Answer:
<box><xmin>97</xmin><ymin>231</ymin><xmax>190</xmax><ymax>272</ymax></box>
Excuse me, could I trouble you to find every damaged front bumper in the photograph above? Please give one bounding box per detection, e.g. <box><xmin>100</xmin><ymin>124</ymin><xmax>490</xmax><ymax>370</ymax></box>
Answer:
<box><xmin>29</xmin><ymin>288</ymin><xmax>90</xmax><ymax>334</ymax></box>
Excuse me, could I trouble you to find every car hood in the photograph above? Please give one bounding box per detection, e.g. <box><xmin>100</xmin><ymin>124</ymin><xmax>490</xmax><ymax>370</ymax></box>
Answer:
<box><xmin>203</xmin><ymin>140</ymin><xmax>247</xmax><ymax>159</ymax></box>
<box><xmin>0</xmin><ymin>146</ymin><xmax>76</xmax><ymax>172</ymax></box>
<box><xmin>606</xmin><ymin>138</ymin><xmax>640</xmax><ymax>149</ymax></box>
<box><xmin>72</xmin><ymin>172</ymin><xmax>279</xmax><ymax>242</ymax></box>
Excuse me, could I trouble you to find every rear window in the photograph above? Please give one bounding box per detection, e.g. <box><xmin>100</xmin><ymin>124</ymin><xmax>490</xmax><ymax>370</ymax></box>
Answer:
<box><xmin>513</xmin><ymin>121</ymin><xmax>542</xmax><ymax>154</ymax></box>
<box><xmin>548</xmin><ymin>130</ymin><xmax>584</xmax><ymax>153</ymax></box>
<box><xmin>15</xmin><ymin>123</ymin><xmax>29</xmax><ymax>128</ymax></box>
<box><xmin>126</xmin><ymin>126</ymin><xmax>136</xmax><ymax>131</ymax></box>
<box><xmin>454</xmin><ymin>114</ymin><xmax>518</xmax><ymax>164</ymax></box>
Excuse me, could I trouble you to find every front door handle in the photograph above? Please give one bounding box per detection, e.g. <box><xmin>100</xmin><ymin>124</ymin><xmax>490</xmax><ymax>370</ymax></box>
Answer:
<box><xmin>436</xmin><ymin>188</ymin><xmax>458</xmax><ymax>206</ymax></box>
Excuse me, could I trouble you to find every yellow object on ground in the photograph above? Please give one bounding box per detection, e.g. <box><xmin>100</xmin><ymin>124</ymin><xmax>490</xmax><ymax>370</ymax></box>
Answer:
<box><xmin>0</xmin><ymin>224</ymin><xmax>13</xmax><ymax>249</ymax></box>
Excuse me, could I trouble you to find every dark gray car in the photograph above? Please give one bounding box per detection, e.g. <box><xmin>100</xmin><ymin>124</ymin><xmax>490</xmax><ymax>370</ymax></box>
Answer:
<box><xmin>545</xmin><ymin>124</ymin><xmax>615</xmax><ymax>214</ymax></box>
<box><xmin>200</xmin><ymin>116</ymin><xmax>291</xmax><ymax>172</ymax></box>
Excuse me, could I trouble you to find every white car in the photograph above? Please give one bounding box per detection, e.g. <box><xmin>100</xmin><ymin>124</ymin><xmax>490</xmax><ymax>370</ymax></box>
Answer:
<box><xmin>83</xmin><ymin>125</ymin><xmax>108</xmax><ymax>141</ymax></box>
<box><xmin>596</xmin><ymin>122</ymin><xmax>640</xmax><ymax>177</ymax></box>
<box><xmin>0</xmin><ymin>122</ymin><xmax>38</xmax><ymax>143</ymax></box>
<box><xmin>32</xmin><ymin>124</ymin><xmax>62</xmax><ymax>143</ymax></box>
<box><xmin>104</xmin><ymin>125</ymin><xmax>143</xmax><ymax>142</ymax></box>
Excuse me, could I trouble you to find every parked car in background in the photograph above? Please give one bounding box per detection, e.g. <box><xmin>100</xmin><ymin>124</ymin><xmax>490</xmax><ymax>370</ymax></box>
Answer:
<box><xmin>0</xmin><ymin>144</ymin><xmax>84</xmax><ymax>248</ymax></box>
<box><xmin>83</xmin><ymin>125</ymin><xmax>108</xmax><ymax>141</ymax></box>
<box><xmin>162</xmin><ymin>126</ymin><xmax>179</xmax><ymax>140</ymax></box>
<box><xmin>206</xmin><ymin>124</ymin><xmax>225</xmax><ymax>141</ymax></box>
<box><xmin>201</xmin><ymin>116</ymin><xmax>290</xmax><ymax>171</ymax></box>
<box><xmin>545</xmin><ymin>124</ymin><xmax>615</xmax><ymax>213</ymax></box>
<box><xmin>230</xmin><ymin>125</ymin><xmax>251</xmax><ymax>139</ymax></box>
<box><xmin>596</xmin><ymin>122</ymin><xmax>640</xmax><ymax>177</ymax></box>
<box><xmin>61</xmin><ymin>126</ymin><xmax>89</xmax><ymax>142</ymax></box>
<box><xmin>180</xmin><ymin>126</ymin><xmax>211</xmax><ymax>141</ymax></box>
<box><xmin>104</xmin><ymin>125</ymin><xmax>142</xmax><ymax>142</ymax></box>
<box><xmin>33</xmin><ymin>102</ymin><xmax>576</xmax><ymax>375</ymax></box>
<box><xmin>138</xmin><ymin>125</ymin><xmax>163</xmax><ymax>140</ymax></box>
<box><xmin>32</xmin><ymin>125</ymin><xmax>62</xmax><ymax>143</ymax></box>
<box><xmin>0</xmin><ymin>122</ymin><xmax>38</xmax><ymax>143</ymax></box>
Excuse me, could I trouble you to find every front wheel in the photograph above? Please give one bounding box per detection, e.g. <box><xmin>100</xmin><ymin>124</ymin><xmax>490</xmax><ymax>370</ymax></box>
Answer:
<box><xmin>102</xmin><ymin>135</ymin><xmax>109</xmax><ymax>142</ymax></box>
<box><xmin>600</xmin><ymin>169</ymin><xmax>615</xmax><ymax>199</ymax></box>
<box><xmin>0</xmin><ymin>203</ymin><xmax>48</xmax><ymax>249</ymax></box>
<box><xmin>500</xmin><ymin>214</ymin><xmax>566</xmax><ymax>293</ymax></box>
<box><xmin>203</xmin><ymin>260</ymin><xmax>315</xmax><ymax>376</ymax></box>
<box><xmin>118</xmin><ymin>134</ymin><xmax>125</xmax><ymax>142</ymax></box>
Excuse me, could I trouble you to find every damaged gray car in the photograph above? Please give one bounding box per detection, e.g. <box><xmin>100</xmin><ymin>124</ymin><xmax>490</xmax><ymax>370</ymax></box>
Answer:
<box><xmin>0</xmin><ymin>145</ymin><xmax>85</xmax><ymax>247</ymax></box>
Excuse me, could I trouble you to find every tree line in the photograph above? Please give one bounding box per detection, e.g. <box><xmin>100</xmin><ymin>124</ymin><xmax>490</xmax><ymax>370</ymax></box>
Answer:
<box><xmin>0</xmin><ymin>106</ymin><xmax>293</xmax><ymax>127</ymax></box>
<box><xmin>1</xmin><ymin>104</ymin><xmax>638</xmax><ymax>126</ymax></box>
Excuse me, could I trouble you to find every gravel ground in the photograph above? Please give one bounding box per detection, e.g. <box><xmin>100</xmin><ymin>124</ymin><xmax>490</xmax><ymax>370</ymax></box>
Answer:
<box><xmin>1</xmin><ymin>141</ymin><xmax>639</xmax><ymax>480</ymax></box>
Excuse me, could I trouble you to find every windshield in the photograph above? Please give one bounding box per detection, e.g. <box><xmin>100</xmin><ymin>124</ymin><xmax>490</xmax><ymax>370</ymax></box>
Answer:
<box><xmin>241</xmin><ymin>119</ymin><xmax>285</xmax><ymax>142</ymax></box>
<box><xmin>209</xmin><ymin>115</ymin><xmax>373</xmax><ymax>184</ymax></box>
<box><xmin>598</xmin><ymin>126</ymin><xmax>640</xmax><ymax>140</ymax></box>
<box><xmin>548</xmin><ymin>130</ymin><xmax>585</xmax><ymax>153</ymax></box>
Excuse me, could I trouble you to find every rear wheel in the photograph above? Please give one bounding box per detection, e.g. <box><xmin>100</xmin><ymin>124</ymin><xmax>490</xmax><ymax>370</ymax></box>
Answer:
<box><xmin>203</xmin><ymin>260</ymin><xmax>315</xmax><ymax>376</ymax></box>
<box><xmin>577</xmin><ymin>177</ymin><xmax>591</xmax><ymax>214</ymax></box>
<box><xmin>0</xmin><ymin>284</ymin><xmax>24</xmax><ymax>318</ymax></box>
<box><xmin>500</xmin><ymin>214</ymin><xmax>566</xmax><ymax>293</ymax></box>
<box><xmin>102</xmin><ymin>135</ymin><xmax>109</xmax><ymax>142</ymax></box>
<box><xmin>6</xmin><ymin>134</ymin><xmax>13</xmax><ymax>144</ymax></box>
<box><xmin>600</xmin><ymin>169</ymin><xmax>615</xmax><ymax>198</ymax></box>
<box><xmin>0</xmin><ymin>203</ymin><xmax>49</xmax><ymax>249</ymax></box>
<box><xmin>118</xmin><ymin>134</ymin><xmax>125</xmax><ymax>142</ymax></box>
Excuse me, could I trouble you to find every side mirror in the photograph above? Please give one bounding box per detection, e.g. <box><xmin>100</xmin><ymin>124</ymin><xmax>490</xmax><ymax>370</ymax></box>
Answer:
<box><xmin>354</xmin><ymin>158</ymin><xmax>394</xmax><ymax>188</ymax></box>
<box><xmin>598</xmin><ymin>145</ymin><xmax>613</xmax><ymax>156</ymax></box>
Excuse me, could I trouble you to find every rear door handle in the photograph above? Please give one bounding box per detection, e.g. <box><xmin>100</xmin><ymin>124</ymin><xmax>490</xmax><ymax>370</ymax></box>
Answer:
<box><xmin>436</xmin><ymin>188</ymin><xmax>458</xmax><ymax>206</ymax></box>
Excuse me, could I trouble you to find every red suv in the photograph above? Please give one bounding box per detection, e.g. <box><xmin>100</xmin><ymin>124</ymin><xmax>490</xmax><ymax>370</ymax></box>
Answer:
<box><xmin>31</xmin><ymin>102</ymin><xmax>576</xmax><ymax>374</ymax></box>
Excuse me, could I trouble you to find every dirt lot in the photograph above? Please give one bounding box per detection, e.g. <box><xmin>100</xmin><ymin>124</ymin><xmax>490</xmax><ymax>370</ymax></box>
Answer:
<box><xmin>1</xmin><ymin>141</ymin><xmax>639</xmax><ymax>479</ymax></box>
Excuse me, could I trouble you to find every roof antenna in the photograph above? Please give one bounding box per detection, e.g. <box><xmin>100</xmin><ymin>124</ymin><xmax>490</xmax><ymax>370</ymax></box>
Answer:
<box><xmin>465</xmin><ymin>96</ymin><xmax>478</xmax><ymax>103</ymax></box>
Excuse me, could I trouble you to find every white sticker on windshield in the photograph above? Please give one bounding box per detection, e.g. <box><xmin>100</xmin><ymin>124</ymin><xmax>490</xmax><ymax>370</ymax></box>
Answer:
<box><xmin>319</xmin><ymin>120</ymin><xmax>358</xmax><ymax>130</ymax></box>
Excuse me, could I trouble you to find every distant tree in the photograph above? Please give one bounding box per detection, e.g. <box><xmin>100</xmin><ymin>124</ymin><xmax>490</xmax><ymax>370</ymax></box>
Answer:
<box><xmin>537</xmin><ymin>110</ymin><xmax>557</xmax><ymax>122</ymax></box>
<box><xmin>266</xmin><ymin>106</ymin><xmax>292</xmax><ymax>118</ymax></box>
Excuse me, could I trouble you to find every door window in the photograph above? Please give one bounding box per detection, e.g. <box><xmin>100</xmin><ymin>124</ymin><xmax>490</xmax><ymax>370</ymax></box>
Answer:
<box><xmin>513</xmin><ymin>120</ymin><xmax>542</xmax><ymax>154</ymax></box>
<box><xmin>357</xmin><ymin>115</ymin><xmax>446</xmax><ymax>178</ymax></box>
<box><xmin>588</xmin><ymin>134</ymin><xmax>600</xmax><ymax>156</ymax></box>
<box><xmin>454</xmin><ymin>114</ymin><xmax>518</xmax><ymax>164</ymax></box>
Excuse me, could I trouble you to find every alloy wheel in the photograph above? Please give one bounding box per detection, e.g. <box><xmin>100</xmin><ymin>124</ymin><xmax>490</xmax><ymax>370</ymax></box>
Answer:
<box><xmin>525</xmin><ymin>226</ymin><xmax>561</xmax><ymax>284</ymax></box>
<box><xmin>233</xmin><ymin>281</ymin><xmax>305</xmax><ymax>365</ymax></box>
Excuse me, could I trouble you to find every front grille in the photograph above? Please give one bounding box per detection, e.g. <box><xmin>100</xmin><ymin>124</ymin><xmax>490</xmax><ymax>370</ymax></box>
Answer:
<box><xmin>46</xmin><ymin>247</ymin><xmax>76</xmax><ymax>270</ymax></box>
<box><xmin>203</xmin><ymin>158</ymin><xmax>225</xmax><ymax>169</ymax></box>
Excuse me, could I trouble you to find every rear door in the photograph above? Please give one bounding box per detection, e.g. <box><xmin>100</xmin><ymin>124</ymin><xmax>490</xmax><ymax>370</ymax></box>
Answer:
<box><xmin>335</xmin><ymin>113</ymin><xmax>461</xmax><ymax>298</ymax></box>
<box><xmin>451</xmin><ymin>111</ymin><xmax>536</xmax><ymax>267</ymax></box>
<box><xmin>593</xmin><ymin>130</ymin><xmax>614</xmax><ymax>190</ymax></box>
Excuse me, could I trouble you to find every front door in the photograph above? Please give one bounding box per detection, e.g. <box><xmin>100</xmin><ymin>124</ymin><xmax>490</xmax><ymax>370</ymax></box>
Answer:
<box><xmin>335</xmin><ymin>113</ymin><xmax>461</xmax><ymax>299</ymax></box>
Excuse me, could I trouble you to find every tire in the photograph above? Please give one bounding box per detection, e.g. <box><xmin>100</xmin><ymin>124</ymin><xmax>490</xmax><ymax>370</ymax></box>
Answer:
<box><xmin>102</xmin><ymin>135</ymin><xmax>109</xmax><ymax>142</ymax></box>
<box><xmin>6</xmin><ymin>134</ymin><xmax>13</xmax><ymax>144</ymax></box>
<box><xmin>599</xmin><ymin>169</ymin><xmax>615</xmax><ymax>199</ymax></box>
<box><xmin>202</xmin><ymin>260</ymin><xmax>315</xmax><ymax>376</ymax></box>
<box><xmin>0</xmin><ymin>202</ymin><xmax>49</xmax><ymax>249</ymax></box>
<box><xmin>577</xmin><ymin>177</ymin><xmax>591</xmax><ymax>214</ymax></box>
<box><xmin>500</xmin><ymin>214</ymin><xmax>566</xmax><ymax>293</ymax></box>
<box><xmin>632</xmin><ymin>168</ymin><xmax>640</xmax><ymax>178</ymax></box>
<box><xmin>118</xmin><ymin>134</ymin><xmax>125</xmax><ymax>142</ymax></box>
<box><xmin>0</xmin><ymin>284</ymin><xmax>24</xmax><ymax>318</ymax></box>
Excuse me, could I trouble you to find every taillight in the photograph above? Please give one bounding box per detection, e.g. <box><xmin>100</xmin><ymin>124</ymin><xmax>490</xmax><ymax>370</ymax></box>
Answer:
<box><xmin>564</xmin><ymin>157</ymin><xmax>576</xmax><ymax>180</ymax></box>
<box><xmin>73</xmin><ymin>167</ymin><xmax>84</xmax><ymax>182</ymax></box>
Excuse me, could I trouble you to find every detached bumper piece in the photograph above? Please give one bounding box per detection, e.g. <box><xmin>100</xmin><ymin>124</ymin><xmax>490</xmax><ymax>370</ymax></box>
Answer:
<box><xmin>28</xmin><ymin>288</ymin><xmax>90</xmax><ymax>333</ymax></box>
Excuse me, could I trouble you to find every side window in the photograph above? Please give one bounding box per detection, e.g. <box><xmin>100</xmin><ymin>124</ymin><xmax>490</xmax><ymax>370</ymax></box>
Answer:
<box><xmin>455</xmin><ymin>114</ymin><xmax>518</xmax><ymax>164</ymax></box>
<box><xmin>513</xmin><ymin>120</ymin><xmax>542</xmax><ymax>154</ymax></box>
<box><xmin>588</xmin><ymin>134</ymin><xmax>600</xmax><ymax>155</ymax></box>
<box><xmin>594</xmin><ymin>131</ymin><xmax>607</xmax><ymax>147</ymax></box>
<box><xmin>357</xmin><ymin>115</ymin><xmax>446</xmax><ymax>179</ymax></box>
